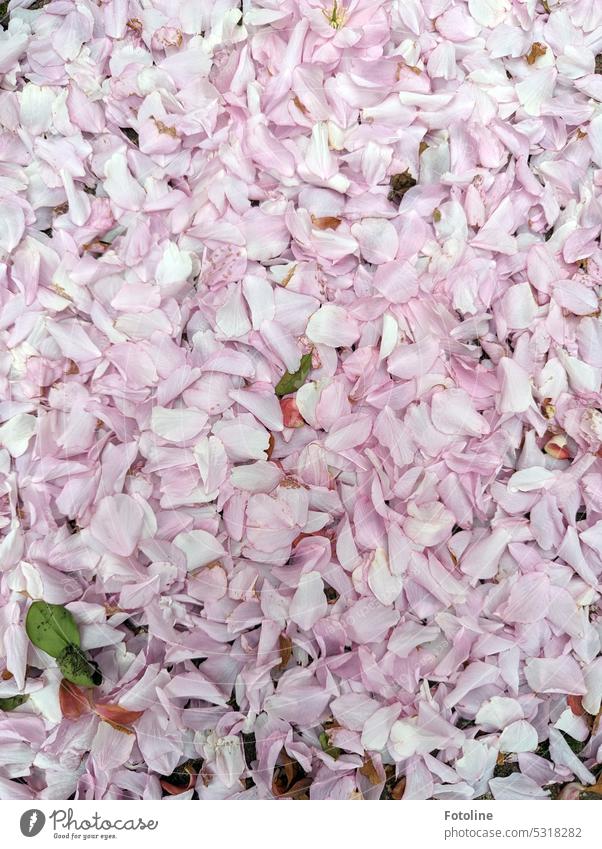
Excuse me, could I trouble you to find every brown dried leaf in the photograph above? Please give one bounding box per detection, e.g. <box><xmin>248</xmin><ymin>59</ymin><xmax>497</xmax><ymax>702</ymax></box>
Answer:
<box><xmin>390</xmin><ymin>776</ymin><xmax>406</xmax><ymax>800</ymax></box>
<box><xmin>127</xmin><ymin>18</ymin><xmax>143</xmax><ymax>34</ymax></box>
<box><xmin>154</xmin><ymin>119</ymin><xmax>178</xmax><ymax>138</ymax></box>
<box><xmin>82</xmin><ymin>241</ymin><xmax>109</xmax><ymax>255</ymax></box>
<box><xmin>388</xmin><ymin>170</ymin><xmax>416</xmax><ymax>204</ymax></box>
<box><xmin>278</xmin><ymin>634</ymin><xmax>292</xmax><ymax>669</ymax></box>
<box><xmin>282</xmin><ymin>777</ymin><xmax>312</xmax><ymax>799</ymax></box>
<box><xmin>266</xmin><ymin>433</ymin><xmax>275</xmax><ymax>459</ymax></box>
<box><xmin>526</xmin><ymin>43</ymin><xmax>547</xmax><ymax>65</ymax></box>
<box><xmin>359</xmin><ymin>757</ymin><xmax>381</xmax><ymax>786</ymax></box>
<box><xmin>311</xmin><ymin>215</ymin><xmax>342</xmax><ymax>230</ymax></box>
<box><xmin>272</xmin><ymin>752</ymin><xmax>311</xmax><ymax>798</ymax></box>
<box><xmin>583</xmin><ymin>780</ymin><xmax>602</xmax><ymax>797</ymax></box>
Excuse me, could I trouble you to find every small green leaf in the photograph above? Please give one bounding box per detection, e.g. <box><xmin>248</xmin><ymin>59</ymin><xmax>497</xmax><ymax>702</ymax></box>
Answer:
<box><xmin>319</xmin><ymin>731</ymin><xmax>342</xmax><ymax>761</ymax></box>
<box><xmin>57</xmin><ymin>645</ymin><xmax>102</xmax><ymax>688</ymax></box>
<box><xmin>25</xmin><ymin>601</ymin><xmax>81</xmax><ymax>658</ymax></box>
<box><xmin>0</xmin><ymin>694</ymin><xmax>28</xmax><ymax>711</ymax></box>
<box><xmin>275</xmin><ymin>354</ymin><xmax>312</xmax><ymax>397</ymax></box>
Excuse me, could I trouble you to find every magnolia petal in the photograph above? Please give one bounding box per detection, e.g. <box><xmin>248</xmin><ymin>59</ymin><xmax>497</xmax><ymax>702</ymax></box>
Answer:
<box><xmin>289</xmin><ymin>571</ymin><xmax>327</xmax><ymax>632</ymax></box>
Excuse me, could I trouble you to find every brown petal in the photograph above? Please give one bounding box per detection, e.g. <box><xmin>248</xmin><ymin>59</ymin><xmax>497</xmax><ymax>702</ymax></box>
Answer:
<box><xmin>160</xmin><ymin>779</ymin><xmax>192</xmax><ymax>795</ymax></box>
<box><xmin>280</xmin><ymin>397</ymin><xmax>304</xmax><ymax>428</ymax></box>
<box><xmin>59</xmin><ymin>679</ymin><xmax>92</xmax><ymax>720</ymax></box>
<box><xmin>94</xmin><ymin>702</ymin><xmax>144</xmax><ymax>726</ymax></box>
<box><xmin>160</xmin><ymin>765</ymin><xmax>197</xmax><ymax>796</ymax></box>
<box><xmin>544</xmin><ymin>435</ymin><xmax>570</xmax><ymax>459</ymax></box>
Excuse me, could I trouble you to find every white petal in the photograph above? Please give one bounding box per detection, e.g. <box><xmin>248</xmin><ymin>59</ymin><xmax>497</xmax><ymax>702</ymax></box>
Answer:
<box><xmin>216</xmin><ymin>285</ymin><xmax>252</xmax><ymax>339</ymax></box>
<box><xmin>508</xmin><ymin>467</ymin><xmax>556</xmax><ymax>492</ymax></box>
<box><xmin>498</xmin><ymin>357</ymin><xmax>532</xmax><ymax>413</ymax></box>
<box><xmin>306</xmin><ymin>305</ymin><xmax>359</xmax><ymax>348</ymax></box>
<box><xmin>379</xmin><ymin>313</ymin><xmax>398</xmax><ymax>360</ymax></box>
<box><xmin>501</xmin><ymin>283</ymin><xmax>537</xmax><ymax>330</ymax></box>
<box><xmin>0</xmin><ymin>414</ymin><xmax>36</xmax><ymax>458</ymax></box>
<box><xmin>431</xmin><ymin>389</ymin><xmax>489</xmax><ymax>436</ymax></box>
<box><xmin>289</xmin><ymin>571</ymin><xmax>327</xmax><ymax>631</ymax></box>
<box><xmin>20</xmin><ymin>83</ymin><xmax>55</xmax><ymax>134</ymax></box>
<box><xmin>499</xmin><ymin>720</ymin><xmax>538</xmax><ymax>753</ymax></box>
<box><xmin>104</xmin><ymin>151</ymin><xmax>146</xmax><ymax>211</ymax></box>
<box><xmin>368</xmin><ymin>547</ymin><xmax>403</xmax><ymax>606</ymax></box>
<box><xmin>173</xmin><ymin>530</ymin><xmax>226</xmax><ymax>571</ymax></box>
<box><xmin>558</xmin><ymin>350</ymin><xmax>601</xmax><ymax>394</ymax></box>
<box><xmin>214</xmin><ymin>736</ymin><xmax>245</xmax><ymax>788</ymax></box>
<box><xmin>389</xmin><ymin>718</ymin><xmax>421</xmax><ymax>759</ymax></box>
<box><xmin>156</xmin><ymin>243</ymin><xmax>193</xmax><ymax>289</ymax></box>
<box><xmin>468</xmin><ymin>0</ymin><xmax>509</xmax><ymax>27</ymax></box>
<box><xmin>352</xmin><ymin>218</ymin><xmax>399</xmax><ymax>264</ymax></box>
<box><xmin>361</xmin><ymin>704</ymin><xmax>400</xmax><ymax>752</ymax></box>
<box><xmin>516</xmin><ymin>68</ymin><xmax>557</xmax><ymax>117</ymax></box>
<box><xmin>150</xmin><ymin>407</ymin><xmax>208</xmax><ymax>442</ymax></box>
<box><xmin>475</xmin><ymin>697</ymin><xmax>524</xmax><ymax>731</ymax></box>
<box><xmin>0</xmin><ymin>203</ymin><xmax>24</xmax><ymax>253</ymax></box>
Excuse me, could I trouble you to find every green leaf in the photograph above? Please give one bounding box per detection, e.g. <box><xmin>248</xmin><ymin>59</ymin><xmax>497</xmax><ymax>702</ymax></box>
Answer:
<box><xmin>0</xmin><ymin>694</ymin><xmax>28</xmax><ymax>712</ymax></box>
<box><xmin>275</xmin><ymin>354</ymin><xmax>312</xmax><ymax>397</ymax></box>
<box><xmin>25</xmin><ymin>601</ymin><xmax>81</xmax><ymax>658</ymax></box>
<box><xmin>319</xmin><ymin>731</ymin><xmax>342</xmax><ymax>761</ymax></box>
<box><xmin>57</xmin><ymin>645</ymin><xmax>102</xmax><ymax>688</ymax></box>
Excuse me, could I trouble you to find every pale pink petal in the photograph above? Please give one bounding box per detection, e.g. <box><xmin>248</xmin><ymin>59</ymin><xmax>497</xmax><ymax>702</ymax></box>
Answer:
<box><xmin>89</xmin><ymin>495</ymin><xmax>145</xmax><ymax>557</ymax></box>
<box><xmin>289</xmin><ymin>571</ymin><xmax>327</xmax><ymax>631</ymax></box>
